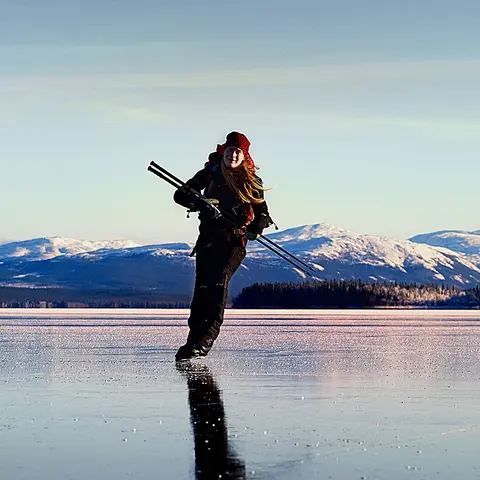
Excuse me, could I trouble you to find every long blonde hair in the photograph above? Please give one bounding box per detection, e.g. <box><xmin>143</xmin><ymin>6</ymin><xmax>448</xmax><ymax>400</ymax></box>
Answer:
<box><xmin>221</xmin><ymin>156</ymin><xmax>268</xmax><ymax>204</ymax></box>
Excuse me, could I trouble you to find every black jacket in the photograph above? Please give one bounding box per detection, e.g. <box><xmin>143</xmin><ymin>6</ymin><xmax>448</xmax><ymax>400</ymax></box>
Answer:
<box><xmin>174</xmin><ymin>158</ymin><xmax>273</xmax><ymax>237</ymax></box>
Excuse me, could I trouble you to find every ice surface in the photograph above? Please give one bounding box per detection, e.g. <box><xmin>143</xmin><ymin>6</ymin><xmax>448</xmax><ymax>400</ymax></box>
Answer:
<box><xmin>1</xmin><ymin>309</ymin><xmax>480</xmax><ymax>480</ymax></box>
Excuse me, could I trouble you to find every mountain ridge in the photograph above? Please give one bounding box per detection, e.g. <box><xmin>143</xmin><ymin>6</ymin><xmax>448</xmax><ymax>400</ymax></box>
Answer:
<box><xmin>0</xmin><ymin>236</ymin><xmax>145</xmax><ymax>262</ymax></box>
<box><xmin>409</xmin><ymin>229</ymin><xmax>480</xmax><ymax>266</ymax></box>
<box><xmin>1</xmin><ymin>224</ymin><xmax>479</xmax><ymax>295</ymax></box>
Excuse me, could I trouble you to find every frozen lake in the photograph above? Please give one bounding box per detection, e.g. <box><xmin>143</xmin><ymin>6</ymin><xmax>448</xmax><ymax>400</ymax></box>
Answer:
<box><xmin>1</xmin><ymin>309</ymin><xmax>480</xmax><ymax>480</ymax></box>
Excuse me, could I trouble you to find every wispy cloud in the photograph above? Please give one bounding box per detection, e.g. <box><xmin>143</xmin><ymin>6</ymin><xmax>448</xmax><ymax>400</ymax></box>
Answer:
<box><xmin>2</xmin><ymin>59</ymin><xmax>480</xmax><ymax>89</ymax></box>
<box><xmin>78</xmin><ymin>101</ymin><xmax>167</xmax><ymax>124</ymax></box>
<box><xmin>2</xmin><ymin>60</ymin><xmax>480</xmax><ymax>131</ymax></box>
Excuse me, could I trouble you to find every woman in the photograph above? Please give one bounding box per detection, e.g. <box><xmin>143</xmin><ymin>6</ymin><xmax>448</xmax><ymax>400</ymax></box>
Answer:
<box><xmin>173</xmin><ymin>131</ymin><xmax>273</xmax><ymax>361</ymax></box>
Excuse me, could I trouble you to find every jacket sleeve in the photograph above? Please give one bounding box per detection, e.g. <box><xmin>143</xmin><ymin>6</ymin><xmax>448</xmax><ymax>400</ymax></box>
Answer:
<box><xmin>246</xmin><ymin>177</ymin><xmax>274</xmax><ymax>235</ymax></box>
<box><xmin>173</xmin><ymin>168</ymin><xmax>209</xmax><ymax>210</ymax></box>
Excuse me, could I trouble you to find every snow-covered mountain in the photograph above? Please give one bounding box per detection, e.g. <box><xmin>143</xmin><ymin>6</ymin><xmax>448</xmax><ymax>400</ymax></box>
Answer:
<box><xmin>1</xmin><ymin>224</ymin><xmax>479</xmax><ymax>295</ymax></box>
<box><xmin>0</xmin><ymin>237</ymin><xmax>143</xmax><ymax>262</ymax></box>
<box><xmin>409</xmin><ymin>229</ymin><xmax>480</xmax><ymax>265</ymax></box>
<box><xmin>246</xmin><ymin>224</ymin><xmax>480</xmax><ymax>285</ymax></box>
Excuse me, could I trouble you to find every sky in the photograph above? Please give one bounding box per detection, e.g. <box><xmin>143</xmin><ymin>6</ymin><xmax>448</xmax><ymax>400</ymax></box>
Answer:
<box><xmin>1</xmin><ymin>0</ymin><xmax>479</xmax><ymax>245</ymax></box>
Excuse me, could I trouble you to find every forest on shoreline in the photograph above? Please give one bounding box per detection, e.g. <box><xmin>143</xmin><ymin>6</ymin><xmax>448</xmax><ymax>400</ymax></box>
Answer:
<box><xmin>232</xmin><ymin>280</ymin><xmax>480</xmax><ymax>308</ymax></box>
<box><xmin>1</xmin><ymin>280</ymin><xmax>480</xmax><ymax>309</ymax></box>
<box><xmin>0</xmin><ymin>287</ymin><xmax>190</xmax><ymax>308</ymax></box>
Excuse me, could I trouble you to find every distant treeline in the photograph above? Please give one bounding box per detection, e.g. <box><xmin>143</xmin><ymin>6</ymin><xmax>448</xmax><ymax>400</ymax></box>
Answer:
<box><xmin>232</xmin><ymin>280</ymin><xmax>480</xmax><ymax>308</ymax></box>
<box><xmin>0</xmin><ymin>287</ymin><xmax>191</xmax><ymax>308</ymax></box>
<box><xmin>2</xmin><ymin>281</ymin><xmax>480</xmax><ymax>309</ymax></box>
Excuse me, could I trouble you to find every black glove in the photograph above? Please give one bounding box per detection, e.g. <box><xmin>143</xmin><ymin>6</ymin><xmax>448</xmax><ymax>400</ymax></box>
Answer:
<box><xmin>198</xmin><ymin>198</ymin><xmax>221</xmax><ymax>219</ymax></box>
<box><xmin>174</xmin><ymin>186</ymin><xmax>200</xmax><ymax>210</ymax></box>
<box><xmin>247</xmin><ymin>213</ymin><xmax>273</xmax><ymax>237</ymax></box>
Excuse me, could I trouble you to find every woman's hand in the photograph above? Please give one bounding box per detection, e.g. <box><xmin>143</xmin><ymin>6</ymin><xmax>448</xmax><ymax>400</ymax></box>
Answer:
<box><xmin>198</xmin><ymin>198</ymin><xmax>221</xmax><ymax>219</ymax></box>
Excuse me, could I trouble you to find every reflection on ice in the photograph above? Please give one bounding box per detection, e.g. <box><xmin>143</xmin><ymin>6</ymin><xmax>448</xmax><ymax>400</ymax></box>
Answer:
<box><xmin>177</xmin><ymin>362</ymin><xmax>245</xmax><ymax>479</ymax></box>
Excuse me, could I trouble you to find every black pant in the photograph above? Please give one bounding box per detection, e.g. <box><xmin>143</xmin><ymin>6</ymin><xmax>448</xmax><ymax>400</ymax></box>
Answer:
<box><xmin>188</xmin><ymin>233</ymin><xmax>246</xmax><ymax>341</ymax></box>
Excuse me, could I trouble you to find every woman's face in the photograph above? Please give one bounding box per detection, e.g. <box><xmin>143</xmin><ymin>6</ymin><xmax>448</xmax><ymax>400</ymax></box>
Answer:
<box><xmin>223</xmin><ymin>146</ymin><xmax>245</xmax><ymax>169</ymax></box>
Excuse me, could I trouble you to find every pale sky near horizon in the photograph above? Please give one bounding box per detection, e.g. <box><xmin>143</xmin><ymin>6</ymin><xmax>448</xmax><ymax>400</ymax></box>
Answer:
<box><xmin>1</xmin><ymin>0</ymin><xmax>479</xmax><ymax>245</ymax></box>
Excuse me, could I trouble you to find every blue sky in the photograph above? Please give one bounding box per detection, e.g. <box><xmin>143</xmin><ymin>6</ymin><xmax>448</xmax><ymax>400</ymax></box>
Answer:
<box><xmin>1</xmin><ymin>0</ymin><xmax>479</xmax><ymax>244</ymax></box>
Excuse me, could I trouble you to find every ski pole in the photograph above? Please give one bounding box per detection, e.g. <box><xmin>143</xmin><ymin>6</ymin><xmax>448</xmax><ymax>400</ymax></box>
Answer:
<box><xmin>148</xmin><ymin>163</ymin><xmax>221</xmax><ymax>218</ymax></box>
<box><xmin>148</xmin><ymin>161</ymin><xmax>315</xmax><ymax>277</ymax></box>
<box><xmin>147</xmin><ymin>164</ymin><xmax>182</xmax><ymax>189</ymax></box>
<box><xmin>150</xmin><ymin>161</ymin><xmax>187</xmax><ymax>189</ymax></box>
<box><xmin>257</xmin><ymin>235</ymin><xmax>317</xmax><ymax>273</ymax></box>
<box><xmin>147</xmin><ymin>161</ymin><xmax>318</xmax><ymax>279</ymax></box>
<box><xmin>254</xmin><ymin>238</ymin><xmax>318</xmax><ymax>279</ymax></box>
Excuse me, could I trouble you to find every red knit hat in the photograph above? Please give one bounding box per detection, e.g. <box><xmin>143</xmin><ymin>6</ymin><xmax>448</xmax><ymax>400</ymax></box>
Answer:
<box><xmin>224</xmin><ymin>131</ymin><xmax>251</xmax><ymax>157</ymax></box>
